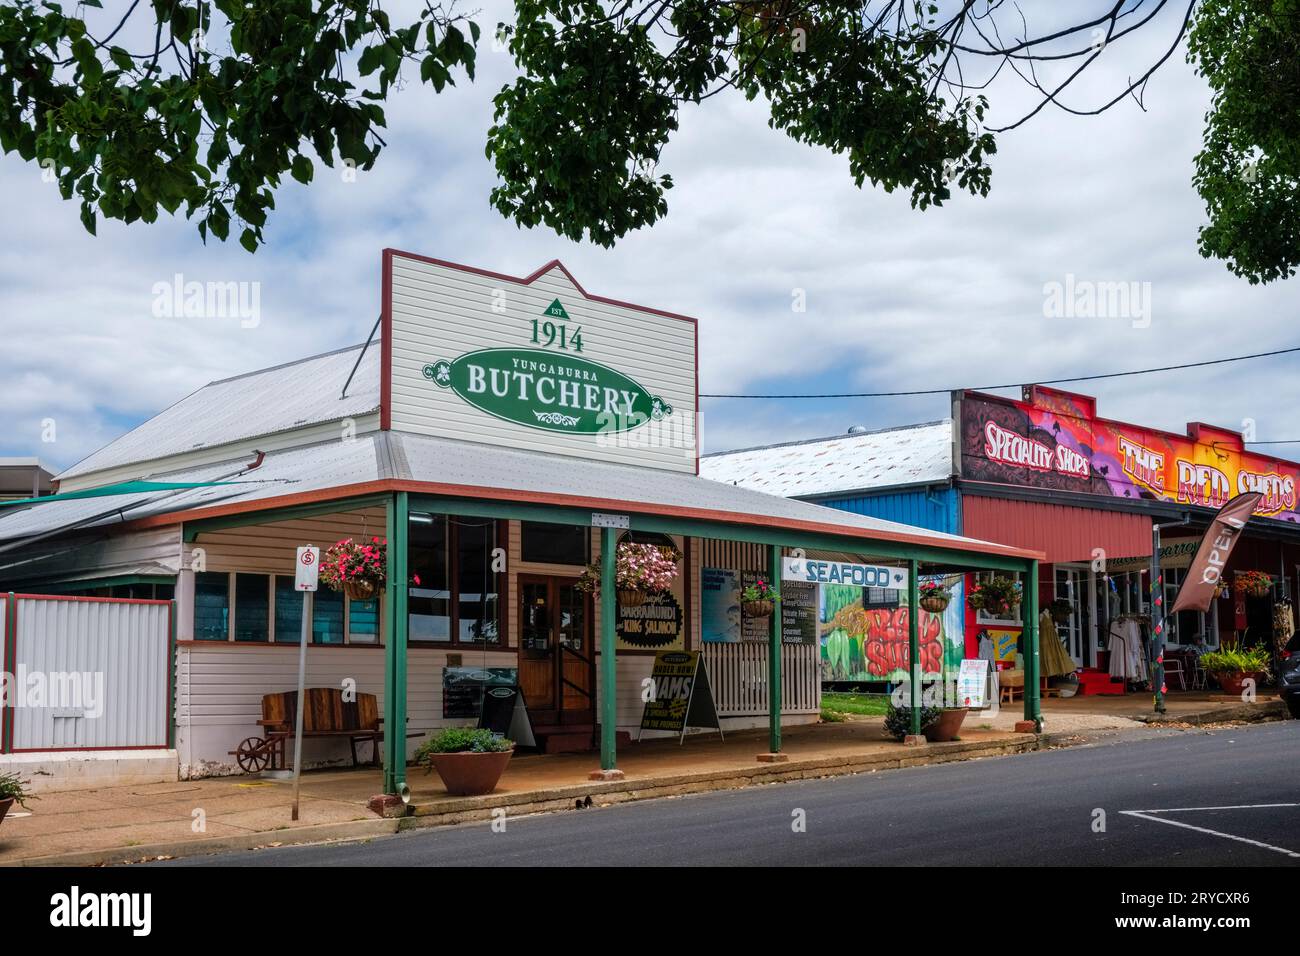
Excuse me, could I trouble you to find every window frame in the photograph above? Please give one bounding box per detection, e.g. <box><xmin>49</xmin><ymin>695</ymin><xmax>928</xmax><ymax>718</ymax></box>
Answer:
<box><xmin>194</xmin><ymin>570</ymin><xmax>384</xmax><ymax>646</ymax></box>
<box><xmin>407</xmin><ymin>515</ymin><xmax>507</xmax><ymax>647</ymax></box>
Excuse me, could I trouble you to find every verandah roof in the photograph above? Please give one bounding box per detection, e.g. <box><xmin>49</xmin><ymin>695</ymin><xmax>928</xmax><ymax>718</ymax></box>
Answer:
<box><xmin>0</xmin><ymin>431</ymin><xmax>1042</xmax><ymax>564</ymax></box>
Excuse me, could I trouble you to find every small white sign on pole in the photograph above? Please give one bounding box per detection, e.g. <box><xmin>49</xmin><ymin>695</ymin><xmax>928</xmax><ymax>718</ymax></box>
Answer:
<box><xmin>291</xmin><ymin>545</ymin><xmax>319</xmax><ymax>820</ymax></box>
<box><xmin>295</xmin><ymin>546</ymin><xmax>320</xmax><ymax>591</ymax></box>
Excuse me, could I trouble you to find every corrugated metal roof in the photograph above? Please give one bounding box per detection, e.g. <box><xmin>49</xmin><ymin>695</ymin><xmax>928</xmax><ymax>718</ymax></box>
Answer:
<box><xmin>700</xmin><ymin>421</ymin><xmax>953</xmax><ymax>498</ymax></box>
<box><xmin>0</xmin><ymin>432</ymin><xmax>1037</xmax><ymax>560</ymax></box>
<box><xmin>963</xmin><ymin>495</ymin><xmax>1152</xmax><ymax>564</ymax></box>
<box><xmin>57</xmin><ymin>343</ymin><xmax>381</xmax><ymax>481</ymax></box>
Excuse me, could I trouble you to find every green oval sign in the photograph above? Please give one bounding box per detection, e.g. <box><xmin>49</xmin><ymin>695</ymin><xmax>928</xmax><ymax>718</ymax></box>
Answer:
<box><xmin>422</xmin><ymin>348</ymin><xmax>673</xmax><ymax>435</ymax></box>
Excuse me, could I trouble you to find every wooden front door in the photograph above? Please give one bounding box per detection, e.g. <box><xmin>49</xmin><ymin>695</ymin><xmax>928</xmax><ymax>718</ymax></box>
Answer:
<box><xmin>518</xmin><ymin>576</ymin><xmax>594</xmax><ymax>726</ymax></box>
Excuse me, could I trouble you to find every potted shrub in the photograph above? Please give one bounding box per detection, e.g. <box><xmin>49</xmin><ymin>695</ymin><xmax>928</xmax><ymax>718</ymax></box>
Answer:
<box><xmin>924</xmin><ymin>705</ymin><xmax>969</xmax><ymax>742</ymax></box>
<box><xmin>416</xmin><ymin>728</ymin><xmax>515</xmax><ymax>796</ymax></box>
<box><xmin>740</xmin><ymin>578</ymin><xmax>780</xmax><ymax>618</ymax></box>
<box><xmin>1234</xmin><ymin>570</ymin><xmax>1272</xmax><ymax>599</ymax></box>
<box><xmin>576</xmin><ymin>541</ymin><xmax>681</xmax><ymax>607</ymax></box>
<box><xmin>919</xmin><ymin>580</ymin><xmax>952</xmax><ymax>614</ymax></box>
<box><xmin>1048</xmin><ymin>598</ymin><xmax>1073</xmax><ymax>625</ymax></box>
<box><xmin>1199</xmin><ymin>644</ymin><xmax>1271</xmax><ymax>696</ymax></box>
<box><xmin>0</xmin><ymin>771</ymin><xmax>35</xmax><ymax>825</ymax></box>
<box><xmin>883</xmin><ymin>703</ymin><xmax>943</xmax><ymax>741</ymax></box>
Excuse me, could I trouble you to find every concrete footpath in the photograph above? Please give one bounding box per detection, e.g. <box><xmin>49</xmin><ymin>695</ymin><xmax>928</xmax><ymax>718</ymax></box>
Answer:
<box><xmin>1</xmin><ymin>696</ymin><xmax>1288</xmax><ymax>867</ymax></box>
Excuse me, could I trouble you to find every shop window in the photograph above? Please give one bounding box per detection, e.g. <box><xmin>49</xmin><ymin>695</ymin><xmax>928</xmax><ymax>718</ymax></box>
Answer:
<box><xmin>520</xmin><ymin>521</ymin><xmax>589</xmax><ymax>566</ymax></box>
<box><xmin>409</xmin><ymin>513</ymin><xmax>452</xmax><ymax>641</ymax></box>
<box><xmin>313</xmin><ymin>587</ymin><xmax>345</xmax><ymax>644</ymax></box>
<box><xmin>155</xmin><ymin>582</ymin><xmax>175</xmax><ymax>601</ymax></box>
<box><xmin>458</xmin><ymin>520</ymin><xmax>500</xmax><ymax>643</ymax></box>
<box><xmin>349</xmin><ymin>597</ymin><xmax>380</xmax><ymax>643</ymax></box>
<box><xmin>194</xmin><ymin>572</ymin><xmax>230</xmax><ymax>640</ymax></box>
<box><xmin>234</xmin><ymin>573</ymin><xmax>270</xmax><ymax>642</ymax></box>
<box><xmin>274</xmin><ymin>575</ymin><xmax>304</xmax><ymax>643</ymax></box>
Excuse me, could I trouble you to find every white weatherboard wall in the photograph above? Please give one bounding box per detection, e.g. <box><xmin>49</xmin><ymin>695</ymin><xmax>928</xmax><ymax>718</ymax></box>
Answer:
<box><xmin>387</xmin><ymin>253</ymin><xmax>698</xmax><ymax>473</ymax></box>
<box><xmin>175</xmin><ymin>644</ymin><xmax>516</xmax><ymax>776</ymax></box>
<box><xmin>11</xmin><ymin>597</ymin><xmax>171</xmax><ymax>750</ymax></box>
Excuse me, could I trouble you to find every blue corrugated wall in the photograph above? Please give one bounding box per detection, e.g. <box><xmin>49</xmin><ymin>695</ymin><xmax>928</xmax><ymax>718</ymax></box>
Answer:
<box><xmin>809</xmin><ymin>486</ymin><xmax>961</xmax><ymax>535</ymax></box>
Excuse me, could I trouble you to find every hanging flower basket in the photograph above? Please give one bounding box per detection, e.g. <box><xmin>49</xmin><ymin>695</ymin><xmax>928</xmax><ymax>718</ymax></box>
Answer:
<box><xmin>343</xmin><ymin>578</ymin><xmax>379</xmax><ymax>603</ymax></box>
<box><xmin>740</xmin><ymin>578</ymin><xmax>780</xmax><ymax>619</ymax></box>
<box><xmin>576</xmin><ymin>542</ymin><xmax>681</xmax><ymax>601</ymax></box>
<box><xmin>1234</xmin><ymin>570</ymin><xmax>1272</xmax><ymax>599</ymax></box>
<box><xmin>969</xmin><ymin>576</ymin><xmax>1022</xmax><ymax>618</ymax></box>
<box><xmin>320</xmin><ymin>537</ymin><xmax>387</xmax><ymax>598</ymax></box>
<box><xmin>918</xmin><ymin>579</ymin><xmax>952</xmax><ymax>614</ymax></box>
<box><xmin>920</xmin><ymin>594</ymin><xmax>950</xmax><ymax>614</ymax></box>
<box><xmin>618</xmin><ymin>588</ymin><xmax>648</xmax><ymax>608</ymax></box>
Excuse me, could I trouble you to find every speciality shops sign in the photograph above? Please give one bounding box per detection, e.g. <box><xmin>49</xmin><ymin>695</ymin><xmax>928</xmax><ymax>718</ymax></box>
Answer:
<box><xmin>959</xmin><ymin>389</ymin><xmax>1300</xmax><ymax>519</ymax></box>
<box><xmin>782</xmin><ymin>557</ymin><xmax>909</xmax><ymax>589</ymax></box>
<box><xmin>423</xmin><ymin>348</ymin><xmax>674</xmax><ymax>435</ymax></box>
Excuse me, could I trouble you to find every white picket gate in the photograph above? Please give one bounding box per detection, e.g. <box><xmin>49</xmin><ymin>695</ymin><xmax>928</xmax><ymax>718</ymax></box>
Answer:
<box><xmin>701</xmin><ymin>642</ymin><xmax>820</xmax><ymax>716</ymax></box>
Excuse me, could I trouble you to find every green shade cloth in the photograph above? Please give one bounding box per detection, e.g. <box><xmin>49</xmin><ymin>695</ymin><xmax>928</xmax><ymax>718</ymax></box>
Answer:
<box><xmin>0</xmin><ymin>480</ymin><xmax>240</xmax><ymax>509</ymax></box>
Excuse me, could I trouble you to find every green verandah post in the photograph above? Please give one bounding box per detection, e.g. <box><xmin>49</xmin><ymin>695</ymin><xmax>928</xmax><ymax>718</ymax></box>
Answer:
<box><xmin>768</xmin><ymin>544</ymin><xmax>783</xmax><ymax>754</ymax></box>
<box><xmin>383</xmin><ymin>492</ymin><xmax>410</xmax><ymax>794</ymax></box>
<box><xmin>1024</xmin><ymin>559</ymin><xmax>1042</xmax><ymax>731</ymax></box>
<box><xmin>599</xmin><ymin>526</ymin><xmax>618</xmax><ymax>771</ymax></box>
<box><xmin>908</xmin><ymin>558</ymin><xmax>921</xmax><ymax>736</ymax></box>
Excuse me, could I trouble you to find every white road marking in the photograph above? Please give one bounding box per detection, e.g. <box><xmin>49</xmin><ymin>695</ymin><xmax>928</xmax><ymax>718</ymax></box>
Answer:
<box><xmin>1124</xmin><ymin>802</ymin><xmax>1300</xmax><ymax>813</ymax></box>
<box><xmin>1119</xmin><ymin>808</ymin><xmax>1300</xmax><ymax>859</ymax></box>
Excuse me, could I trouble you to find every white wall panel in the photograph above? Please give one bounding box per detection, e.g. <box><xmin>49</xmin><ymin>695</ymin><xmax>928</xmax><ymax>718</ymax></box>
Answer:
<box><xmin>11</xmin><ymin>597</ymin><xmax>171</xmax><ymax>750</ymax></box>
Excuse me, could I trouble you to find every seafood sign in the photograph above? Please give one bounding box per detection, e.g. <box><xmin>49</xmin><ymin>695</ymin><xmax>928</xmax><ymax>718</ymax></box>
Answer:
<box><xmin>961</xmin><ymin>387</ymin><xmax>1300</xmax><ymax>521</ymax></box>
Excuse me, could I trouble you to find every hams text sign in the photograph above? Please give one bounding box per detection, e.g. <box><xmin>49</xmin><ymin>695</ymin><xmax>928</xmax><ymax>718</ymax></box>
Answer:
<box><xmin>782</xmin><ymin>558</ymin><xmax>909</xmax><ymax>590</ymax></box>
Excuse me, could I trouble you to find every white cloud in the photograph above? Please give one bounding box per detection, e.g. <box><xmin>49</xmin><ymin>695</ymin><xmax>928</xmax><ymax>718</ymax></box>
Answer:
<box><xmin>1</xmin><ymin>3</ymin><xmax>1298</xmax><ymax>474</ymax></box>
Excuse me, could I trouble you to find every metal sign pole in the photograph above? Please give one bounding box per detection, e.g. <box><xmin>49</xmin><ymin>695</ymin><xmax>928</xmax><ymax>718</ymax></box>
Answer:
<box><xmin>290</xmin><ymin>544</ymin><xmax>320</xmax><ymax>822</ymax></box>
<box><xmin>291</xmin><ymin>589</ymin><xmax>312</xmax><ymax>821</ymax></box>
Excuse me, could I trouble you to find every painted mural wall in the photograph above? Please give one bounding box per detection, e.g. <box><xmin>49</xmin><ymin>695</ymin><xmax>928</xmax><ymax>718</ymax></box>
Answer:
<box><xmin>820</xmin><ymin>578</ymin><xmax>965</xmax><ymax>683</ymax></box>
<box><xmin>960</xmin><ymin>386</ymin><xmax>1299</xmax><ymax>522</ymax></box>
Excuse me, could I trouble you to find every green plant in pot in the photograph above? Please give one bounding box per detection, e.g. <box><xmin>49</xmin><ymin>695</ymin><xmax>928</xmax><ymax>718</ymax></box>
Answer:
<box><xmin>884</xmin><ymin>703</ymin><xmax>943</xmax><ymax>741</ymax></box>
<box><xmin>415</xmin><ymin>727</ymin><xmax>515</xmax><ymax>797</ymax></box>
<box><xmin>1197</xmin><ymin>644</ymin><xmax>1271</xmax><ymax>697</ymax></box>
<box><xmin>0</xmin><ymin>771</ymin><xmax>36</xmax><ymax>824</ymax></box>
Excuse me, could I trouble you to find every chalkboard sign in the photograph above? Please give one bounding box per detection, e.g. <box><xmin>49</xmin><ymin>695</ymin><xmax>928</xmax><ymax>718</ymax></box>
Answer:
<box><xmin>637</xmin><ymin>650</ymin><xmax>722</xmax><ymax>743</ymax></box>
<box><xmin>476</xmin><ymin>685</ymin><xmax>536</xmax><ymax>748</ymax></box>
<box><xmin>781</xmin><ymin>581</ymin><xmax>817</xmax><ymax>645</ymax></box>
<box><xmin>442</xmin><ymin>666</ymin><xmax>517</xmax><ymax>719</ymax></box>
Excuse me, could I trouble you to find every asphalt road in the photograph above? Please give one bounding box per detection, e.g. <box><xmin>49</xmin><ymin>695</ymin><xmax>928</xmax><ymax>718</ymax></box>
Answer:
<box><xmin>165</xmin><ymin>721</ymin><xmax>1300</xmax><ymax>866</ymax></box>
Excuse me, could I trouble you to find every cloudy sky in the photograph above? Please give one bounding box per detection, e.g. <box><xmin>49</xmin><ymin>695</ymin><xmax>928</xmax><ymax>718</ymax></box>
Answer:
<box><xmin>2</xmin><ymin>1</ymin><xmax>1298</xmax><ymax>474</ymax></box>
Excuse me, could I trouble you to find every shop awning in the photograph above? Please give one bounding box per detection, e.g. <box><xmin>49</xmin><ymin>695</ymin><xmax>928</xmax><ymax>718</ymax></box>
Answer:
<box><xmin>962</xmin><ymin>495</ymin><xmax>1152</xmax><ymax>565</ymax></box>
<box><xmin>0</xmin><ymin>480</ymin><xmax>241</xmax><ymax>509</ymax></box>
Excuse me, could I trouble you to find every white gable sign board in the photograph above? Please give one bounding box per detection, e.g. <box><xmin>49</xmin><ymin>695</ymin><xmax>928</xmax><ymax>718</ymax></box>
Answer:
<box><xmin>384</xmin><ymin>251</ymin><xmax>698</xmax><ymax>473</ymax></box>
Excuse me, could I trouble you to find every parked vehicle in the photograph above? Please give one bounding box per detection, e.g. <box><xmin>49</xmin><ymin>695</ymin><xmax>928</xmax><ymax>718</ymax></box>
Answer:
<box><xmin>1280</xmin><ymin>633</ymin><xmax>1300</xmax><ymax>719</ymax></box>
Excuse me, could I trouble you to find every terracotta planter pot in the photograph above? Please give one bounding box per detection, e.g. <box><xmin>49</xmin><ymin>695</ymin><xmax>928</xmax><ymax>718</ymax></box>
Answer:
<box><xmin>919</xmin><ymin>595</ymin><xmax>950</xmax><ymax>614</ymax></box>
<box><xmin>427</xmin><ymin>749</ymin><xmax>514</xmax><ymax>796</ymax></box>
<box><xmin>343</xmin><ymin>579</ymin><xmax>379</xmax><ymax>602</ymax></box>
<box><xmin>743</xmin><ymin>599</ymin><xmax>774</xmax><ymax>618</ymax></box>
<box><xmin>617</xmin><ymin>589</ymin><xmax>647</xmax><ymax>608</ymax></box>
<box><xmin>1214</xmin><ymin>672</ymin><xmax>1267</xmax><ymax>697</ymax></box>
<box><xmin>923</xmin><ymin>707</ymin><xmax>968</xmax><ymax>743</ymax></box>
<box><xmin>0</xmin><ymin>796</ymin><xmax>14</xmax><ymax>825</ymax></box>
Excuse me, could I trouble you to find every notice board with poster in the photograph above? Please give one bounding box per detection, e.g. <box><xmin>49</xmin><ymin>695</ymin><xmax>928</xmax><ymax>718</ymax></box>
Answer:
<box><xmin>781</xmin><ymin>581</ymin><xmax>818</xmax><ymax>645</ymax></box>
<box><xmin>638</xmin><ymin>650</ymin><xmax>722</xmax><ymax>742</ymax></box>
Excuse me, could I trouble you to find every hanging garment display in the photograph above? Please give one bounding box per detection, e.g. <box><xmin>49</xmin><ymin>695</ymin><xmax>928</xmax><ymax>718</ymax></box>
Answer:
<box><xmin>1273</xmin><ymin>601</ymin><xmax>1295</xmax><ymax>654</ymax></box>
<box><xmin>1107</xmin><ymin>617</ymin><xmax>1148</xmax><ymax>682</ymax></box>
<box><xmin>1039</xmin><ymin>610</ymin><xmax>1077</xmax><ymax>677</ymax></box>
